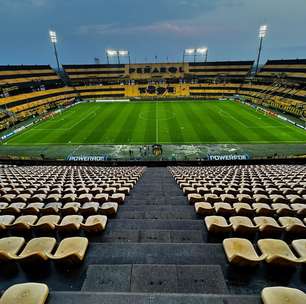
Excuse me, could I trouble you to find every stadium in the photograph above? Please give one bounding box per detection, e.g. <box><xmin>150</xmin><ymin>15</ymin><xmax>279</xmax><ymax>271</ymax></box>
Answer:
<box><xmin>0</xmin><ymin>1</ymin><xmax>306</xmax><ymax>303</ymax></box>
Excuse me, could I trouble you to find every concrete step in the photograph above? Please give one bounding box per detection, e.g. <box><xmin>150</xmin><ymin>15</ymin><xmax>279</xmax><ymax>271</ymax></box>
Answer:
<box><xmin>88</xmin><ymin>229</ymin><xmax>205</xmax><ymax>243</ymax></box>
<box><xmin>81</xmin><ymin>264</ymin><xmax>228</xmax><ymax>294</ymax></box>
<box><xmin>108</xmin><ymin>219</ymin><xmax>204</xmax><ymax>231</ymax></box>
<box><xmin>48</xmin><ymin>292</ymin><xmax>261</xmax><ymax>304</ymax></box>
<box><xmin>116</xmin><ymin>210</ymin><xmax>197</xmax><ymax>220</ymax></box>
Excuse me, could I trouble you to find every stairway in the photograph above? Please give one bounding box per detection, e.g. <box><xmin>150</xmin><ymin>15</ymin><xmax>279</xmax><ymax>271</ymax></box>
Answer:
<box><xmin>76</xmin><ymin>167</ymin><xmax>260</xmax><ymax>303</ymax></box>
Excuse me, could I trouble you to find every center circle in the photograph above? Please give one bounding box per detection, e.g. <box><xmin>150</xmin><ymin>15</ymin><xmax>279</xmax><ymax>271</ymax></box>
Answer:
<box><xmin>139</xmin><ymin>110</ymin><xmax>176</xmax><ymax>121</ymax></box>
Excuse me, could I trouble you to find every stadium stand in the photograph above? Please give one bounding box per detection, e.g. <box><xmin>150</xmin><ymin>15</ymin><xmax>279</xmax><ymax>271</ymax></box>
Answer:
<box><xmin>0</xmin><ymin>65</ymin><xmax>77</xmax><ymax>130</ymax></box>
<box><xmin>1</xmin><ymin>59</ymin><xmax>305</xmax><ymax>133</ymax></box>
<box><xmin>0</xmin><ymin>163</ymin><xmax>305</xmax><ymax>303</ymax></box>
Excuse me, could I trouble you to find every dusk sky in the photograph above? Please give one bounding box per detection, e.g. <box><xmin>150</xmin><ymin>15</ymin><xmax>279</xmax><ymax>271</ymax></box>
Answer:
<box><xmin>0</xmin><ymin>0</ymin><xmax>306</xmax><ymax>66</ymax></box>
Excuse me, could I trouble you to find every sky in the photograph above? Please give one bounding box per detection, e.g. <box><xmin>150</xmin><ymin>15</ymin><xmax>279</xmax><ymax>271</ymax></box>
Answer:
<box><xmin>0</xmin><ymin>0</ymin><xmax>306</xmax><ymax>67</ymax></box>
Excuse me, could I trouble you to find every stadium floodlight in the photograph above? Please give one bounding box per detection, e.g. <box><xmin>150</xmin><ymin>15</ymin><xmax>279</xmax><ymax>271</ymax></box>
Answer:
<box><xmin>255</xmin><ymin>24</ymin><xmax>268</xmax><ymax>74</ymax></box>
<box><xmin>48</xmin><ymin>30</ymin><xmax>61</xmax><ymax>72</ymax></box>
<box><xmin>196</xmin><ymin>47</ymin><xmax>208</xmax><ymax>62</ymax></box>
<box><xmin>106</xmin><ymin>49</ymin><xmax>130</xmax><ymax>64</ymax></box>
<box><xmin>183</xmin><ymin>48</ymin><xmax>196</xmax><ymax>63</ymax></box>
<box><xmin>259</xmin><ymin>25</ymin><xmax>268</xmax><ymax>38</ymax></box>
<box><xmin>49</xmin><ymin>30</ymin><xmax>57</xmax><ymax>43</ymax></box>
<box><xmin>185</xmin><ymin>48</ymin><xmax>196</xmax><ymax>55</ymax></box>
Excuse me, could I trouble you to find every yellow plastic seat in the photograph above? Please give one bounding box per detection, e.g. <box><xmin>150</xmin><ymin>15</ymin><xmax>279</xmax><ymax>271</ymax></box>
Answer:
<box><xmin>292</xmin><ymin>239</ymin><xmax>306</xmax><ymax>260</ymax></box>
<box><xmin>56</xmin><ymin>215</ymin><xmax>84</xmax><ymax>233</ymax></box>
<box><xmin>0</xmin><ymin>282</ymin><xmax>49</xmax><ymax>304</ymax></box>
<box><xmin>47</xmin><ymin>237</ymin><xmax>88</xmax><ymax>264</ymax></box>
<box><xmin>15</xmin><ymin>237</ymin><xmax>56</xmax><ymax>263</ymax></box>
<box><xmin>23</xmin><ymin>203</ymin><xmax>44</xmax><ymax>215</ymax></box>
<box><xmin>8</xmin><ymin>215</ymin><xmax>38</xmax><ymax>232</ymax></box>
<box><xmin>229</xmin><ymin>216</ymin><xmax>258</xmax><ymax>234</ymax></box>
<box><xmin>253</xmin><ymin>217</ymin><xmax>283</xmax><ymax>234</ymax></box>
<box><xmin>279</xmin><ymin>217</ymin><xmax>306</xmax><ymax>235</ymax></box>
<box><xmin>110</xmin><ymin>193</ymin><xmax>125</xmax><ymax>204</ymax></box>
<box><xmin>261</xmin><ymin>286</ymin><xmax>306</xmax><ymax>304</ymax></box>
<box><xmin>0</xmin><ymin>215</ymin><xmax>15</xmax><ymax>231</ymax></box>
<box><xmin>223</xmin><ymin>238</ymin><xmax>265</xmax><ymax>266</ymax></box>
<box><xmin>0</xmin><ymin>237</ymin><xmax>25</xmax><ymax>262</ymax></box>
<box><xmin>257</xmin><ymin>239</ymin><xmax>302</xmax><ymax>266</ymax></box>
<box><xmin>233</xmin><ymin>203</ymin><xmax>254</xmax><ymax>216</ymax></box>
<box><xmin>81</xmin><ymin>215</ymin><xmax>107</xmax><ymax>233</ymax></box>
<box><xmin>100</xmin><ymin>202</ymin><xmax>118</xmax><ymax>216</ymax></box>
<box><xmin>291</xmin><ymin>204</ymin><xmax>306</xmax><ymax>217</ymax></box>
<box><xmin>204</xmin><ymin>216</ymin><xmax>232</xmax><ymax>233</ymax></box>
<box><xmin>214</xmin><ymin>203</ymin><xmax>234</xmax><ymax>216</ymax></box>
<box><xmin>187</xmin><ymin>193</ymin><xmax>202</xmax><ymax>204</ymax></box>
<box><xmin>194</xmin><ymin>202</ymin><xmax>214</xmax><ymax>216</ymax></box>
<box><xmin>272</xmin><ymin>204</ymin><xmax>295</xmax><ymax>216</ymax></box>
<box><xmin>203</xmin><ymin>194</ymin><xmax>219</xmax><ymax>203</ymax></box>
<box><xmin>80</xmin><ymin>202</ymin><xmax>99</xmax><ymax>215</ymax></box>
<box><xmin>32</xmin><ymin>215</ymin><xmax>61</xmax><ymax>233</ymax></box>
<box><xmin>252</xmin><ymin>203</ymin><xmax>274</xmax><ymax>216</ymax></box>
<box><xmin>61</xmin><ymin>202</ymin><xmax>81</xmax><ymax>215</ymax></box>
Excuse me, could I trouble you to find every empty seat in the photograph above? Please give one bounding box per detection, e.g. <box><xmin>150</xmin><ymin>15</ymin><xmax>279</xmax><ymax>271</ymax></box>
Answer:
<box><xmin>271</xmin><ymin>204</ymin><xmax>295</xmax><ymax>216</ymax></box>
<box><xmin>187</xmin><ymin>193</ymin><xmax>202</xmax><ymax>204</ymax></box>
<box><xmin>253</xmin><ymin>217</ymin><xmax>283</xmax><ymax>234</ymax></box>
<box><xmin>0</xmin><ymin>282</ymin><xmax>49</xmax><ymax>304</ymax></box>
<box><xmin>257</xmin><ymin>239</ymin><xmax>301</xmax><ymax>266</ymax></box>
<box><xmin>233</xmin><ymin>203</ymin><xmax>254</xmax><ymax>216</ymax></box>
<box><xmin>46</xmin><ymin>237</ymin><xmax>88</xmax><ymax>264</ymax></box>
<box><xmin>8</xmin><ymin>215</ymin><xmax>38</xmax><ymax>232</ymax></box>
<box><xmin>214</xmin><ymin>203</ymin><xmax>234</xmax><ymax>216</ymax></box>
<box><xmin>229</xmin><ymin>216</ymin><xmax>258</xmax><ymax>234</ymax></box>
<box><xmin>261</xmin><ymin>286</ymin><xmax>306</xmax><ymax>304</ymax></box>
<box><xmin>0</xmin><ymin>237</ymin><xmax>25</xmax><ymax>261</ymax></box>
<box><xmin>56</xmin><ymin>215</ymin><xmax>84</xmax><ymax>233</ymax></box>
<box><xmin>223</xmin><ymin>238</ymin><xmax>265</xmax><ymax>266</ymax></box>
<box><xmin>252</xmin><ymin>203</ymin><xmax>274</xmax><ymax>216</ymax></box>
<box><xmin>15</xmin><ymin>237</ymin><xmax>56</xmax><ymax>263</ymax></box>
<box><xmin>279</xmin><ymin>217</ymin><xmax>306</xmax><ymax>235</ymax></box>
<box><xmin>204</xmin><ymin>216</ymin><xmax>232</xmax><ymax>233</ymax></box>
<box><xmin>81</xmin><ymin>215</ymin><xmax>107</xmax><ymax>233</ymax></box>
<box><xmin>292</xmin><ymin>239</ymin><xmax>306</xmax><ymax>260</ymax></box>
<box><xmin>100</xmin><ymin>202</ymin><xmax>118</xmax><ymax>216</ymax></box>
<box><xmin>32</xmin><ymin>215</ymin><xmax>61</xmax><ymax>233</ymax></box>
<box><xmin>0</xmin><ymin>215</ymin><xmax>15</xmax><ymax>231</ymax></box>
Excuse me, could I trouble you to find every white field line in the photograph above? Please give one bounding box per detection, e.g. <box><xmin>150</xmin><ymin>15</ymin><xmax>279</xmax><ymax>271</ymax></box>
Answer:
<box><xmin>5</xmin><ymin>140</ymin><xmax>306</xmax><ymax>146</ymax></box>
<box><xmin>33</xmin><ymin>109</ymin><xmax>97</xmax><ymax>131</ymax></box>
<box><xmin>218</xmin><ymin>109</ymin><xmax>249</xmax><ymax>128</ymax></box>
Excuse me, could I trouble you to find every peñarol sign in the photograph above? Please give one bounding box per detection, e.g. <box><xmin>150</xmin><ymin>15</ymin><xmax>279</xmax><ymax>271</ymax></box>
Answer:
<box><xmin>127</xmin><ymin>63</ymin><xmax>186</xmax><ymax>80</ymax></box>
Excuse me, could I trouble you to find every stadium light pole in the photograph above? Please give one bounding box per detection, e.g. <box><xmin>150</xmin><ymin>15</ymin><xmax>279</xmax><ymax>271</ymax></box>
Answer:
<box><xmin>196</xmin><ymin>47</ymin><xmax>208</xmax><ymax>62</ymax></box>
<box><xmin>255</xmin><ymin>25</ymin><xmax>268</xmax><ymax>74</ymax></box>
<box><xmin>183</xmin><ymin>49</ymin><xmax>196</xmax><ymax>63</ymax></box>
<box><xmin>118</xmin><ymin>50</ymin><xmax>130</xmax><ymax>65</ymax></box>
<box><xmin>49</xmin><ymin>30</ymin><xmax>61</xmax><ymax>72</ymax></box>
<box><xmin>106</xmin><ymin>49</ymin><xmax>130</xmax><ymax>64</ymax></box>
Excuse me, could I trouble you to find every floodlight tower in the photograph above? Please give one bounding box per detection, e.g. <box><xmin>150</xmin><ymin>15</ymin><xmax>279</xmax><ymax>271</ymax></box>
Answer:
<box><xmin>183</xmin><ymin>49</ymin><xmax>196</xmax><ymax>63</ymax></box>
<box><xmin>196</xmin><ymin>47</ymin><xmax>208</xmax><ymax>62</ymax></box>
<box><xmin>255</xmin><ymin>25</ymin><xmax>268</xmax><ymax>74</ymax></box>
<box><xmin>118</xmin><ymin>50</ymin><xmax>131</xmax><ymax>64</ymax></box>
<box><xmin>49</xmin><ymin>30</ymin><xmax>61</xmax><ymax>72</ymax></box>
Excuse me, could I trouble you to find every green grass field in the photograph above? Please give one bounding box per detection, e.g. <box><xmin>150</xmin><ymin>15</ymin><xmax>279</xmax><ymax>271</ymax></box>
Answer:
<box><xmin>3</xmin><ymin>100</ymin><xmax>306</xmax><ymax>145</ymax></box>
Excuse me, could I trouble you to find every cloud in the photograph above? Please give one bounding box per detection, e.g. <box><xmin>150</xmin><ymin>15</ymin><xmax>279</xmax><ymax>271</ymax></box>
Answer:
<box><xmin>78</xmin><ymin>20</ymin><xmax>224</xmax><ymax>37</ymax></box>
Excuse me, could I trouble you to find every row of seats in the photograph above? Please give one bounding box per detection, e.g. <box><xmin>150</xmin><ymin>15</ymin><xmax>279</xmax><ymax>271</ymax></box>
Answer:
<box><xmin>0</xmin><ymin>214</ymin><xmax>108</xmax><ymax>234</ymax></box>
<box><xmin>0</xmin><ymin>201</ymin><xmax>119</xmax><ymax>216</ymax></box>
<box><xmin>0</xmin><ymin>283</ymin><xmax>305</xmax><ymax>304</ymax></box>
<box><xmin>194</xmin><ymin>201</ymin><xmax>306</xmax><ymax>217</ymax></box>
<box><xmin>0</xmin><ymin>236</ymin><xmax>88</xmax><ymax>264</ymax></box>
<box><xmin>223</xmin><ymin>238</ymin><xmax>306</xmax><ymax>267</ymax></box>
<box><xmin>205</xmin><ymin>216</ymin><xmax>306</xmax><ymax>235</ymax></box>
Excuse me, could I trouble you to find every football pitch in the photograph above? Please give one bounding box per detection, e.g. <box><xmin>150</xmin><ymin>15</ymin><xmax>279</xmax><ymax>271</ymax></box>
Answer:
<box><xmin>3</xmin><ymin>100</ymin><xmax>306</xmax><ymax>145</ymax></box>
